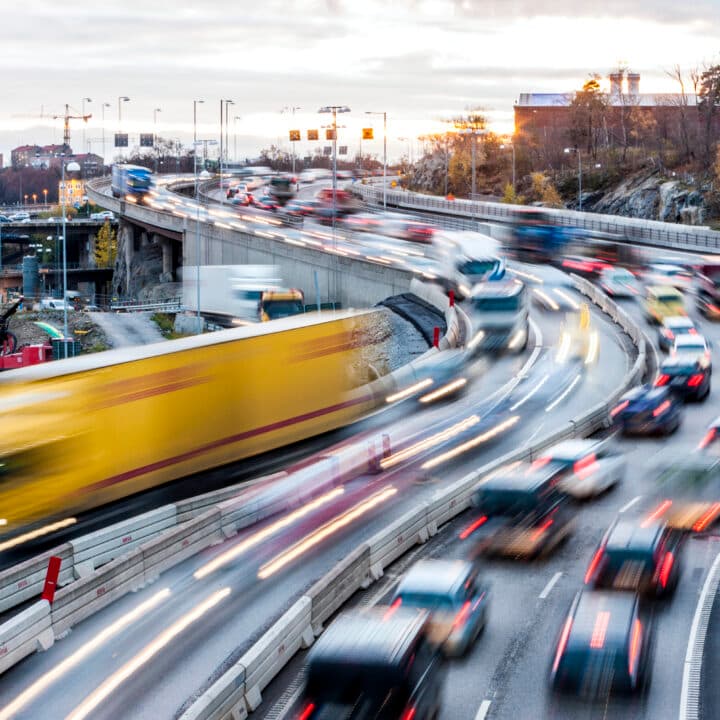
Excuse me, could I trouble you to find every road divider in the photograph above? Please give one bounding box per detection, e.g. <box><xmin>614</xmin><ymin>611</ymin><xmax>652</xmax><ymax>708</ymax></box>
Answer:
<box><xmin>0</xmin><ymin>600</ymin><xmax>53</xmax><ymax>675</ymax></box>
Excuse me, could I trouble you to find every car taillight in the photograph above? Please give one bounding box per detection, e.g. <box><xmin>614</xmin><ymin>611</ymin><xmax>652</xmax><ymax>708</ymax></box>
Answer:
<box><xmin>584</xmin><ymin>547</ymin><xmax>605</xmax><ymax>584</ymax></box>
<box><xmin>530</xmin><ymin>516</ymin><xmax>554</xmax><ymax>542</ymax></box>
<box><xmin>453</xmin><ymin>600</ymin><xmax>473</xmax><ymax>630</ymax></box>
<box><xmin>655</xmin><ymin>374</ymin><xmax>670</xmax><ymax>387</ymax></box>
<box><xmin>531</xmin><ymin>456</ymin><xmax>551</xmax><ymax>470</ymax></box>
<box><xmin>610</xmin><ymin>400</ymin><xmax>630</xmax><ymax>418</ymax></box>
<box><xmin>653</xmin><ymin>400</ymin><xmax>672</xmax><ymax>417</ymax></box>
<box><xmin>689</xmin><ymin>327</ymin><xmax>698</xmax><ymax>334</ymax></box>
<box><xmin>699</xmin><ymin>428</ymin><xmax>717</xmax><ymax>449</ymax></box>
<box><xmin>552</xmin><ymin>615</ymin><xmax>574</xmax><ymax>673</ymax></box>
<box><xmin>658</xmin><ymin>551</ymin><xmax>674</xmax><ymax>588</ymax></box>
<box><xmin>641</xmin><ymin>499</ymin><xmax>673</xmax><ymax>527</ymax></box>
<box><xmin>628</xmin><ymin>619</ymin><xmax>642</xmax><ymax>678</ymax></box>
<box><xmin>688</xmin><ymin>373</ymin><xmax>705</xmax><ymax>387</ymax></box>
<box><xmin>692</xmin><ymin>502</ymin><xmax>720</xmax><ymax>532</ymax></box>
<box><xmin>298</xmin><ymin>702</ymin><xmax>315</xmax><ymax>720</ymax></box>
<box><xmin>573</xmin><ymin>453</ymin><xmax>598</xmax><ymax>479</ymax></box>
<box><xmin>384</xmin><ymin>597</ymin><xmax>403</xmax><ymax>620</ymax></box>
<box><xmin>401</xmin><ymin>707</ymin><xmax>417</xmax><ymax>720</ymax></box>
<box><xmin>663</xmin><ymin>330</ymin><xmax>674</xmax><ymax>339</ymax></box>
<box><xmin>459</xmin><ymin>515</ymin><xmax>488</xmax><ymax>540</ymax></box>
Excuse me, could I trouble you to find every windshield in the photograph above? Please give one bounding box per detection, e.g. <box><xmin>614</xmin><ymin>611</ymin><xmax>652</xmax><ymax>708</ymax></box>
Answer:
<box><xmin>657</xmin><ymin>294</ymin><xmax>682</xmax><ymax>304</ymax></box>
<box><xmin>476</xmin><ymin>487</ymin><xmax>538</xmax><ymax>514</ymax></box>
<box><xmin>263</xmin><ymin>300</ymin><xmax>304</xmax><ymax>319</ymax></box>
<box><xmin>397</xmin><ymin>592</ymin><xmax>457</xmax><ymax>611</ymax></box>
<box><xmin>472</xmin><ymin>295</ymin><xmax>521</xmax><ymax>312</ymax></box>
<box><xmin>459</xmin><ymin>260</ymin><xmax>497</xmax><ymax>276</ymax></box>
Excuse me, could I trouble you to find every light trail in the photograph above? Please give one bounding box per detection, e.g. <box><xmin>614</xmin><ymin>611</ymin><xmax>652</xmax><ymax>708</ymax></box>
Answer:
<box><xmin>585</xmin><ymin>330</ymin><xmax>599</xmax><ymax>365</ymax></box>
<box><xmin>534</xmin><ymin>288</ymin><xmax>560</xmax><ymax>311</ymax></box>
<box><xmin>258</xmin><ymin>487</ymin><xmax>398</xmax><ymax>579</ymax></box>
<box><xmin>380</xmin><ymin>415</ymin><xmax>480</xmax><ymax>469</ymax></box>
<box><xmin>419</xmin><ymin>377</ymin><xmax>468</xmax><ymax>404</ymax></box>
<box><xmin>510</xmin><ymin>373</ymin><xmax>550</xmax><ymax>411</ymax></box>
<box><xmin>0</xmin><ymin>589</ymin><xmax>171</xmax><ymax>720</ymax></box>
<box><xmin>65</xmin><ymin>589</ymin><xmax>230</xmax><ymax>720</ymax></box>
<box><xmin>420</xmin><ymin>416</ymin><xmax>520</xmax><ymax>470</ymax></box>
<box><xmin>555</xmin><ymin>331</ymin><xmax>572</xmax><ymax>363</ymax></box>
<box><xmin>385</xmin><ymin>378</ymin><xmax>434</xmax><ymax>404</ymax></box>
<box><xmin>545</xmin><ymin>373</ymin><xmax>582</xmax><ymax>412</ymax></box>
<box><xmin>193</xmin><ymin>487</ymin><xmax>345</xmax><ymax>579</ymax></box>
<box><xmin>0</xmin><ymin>518</ymin><xmax>77</xmax><ymax>553</ymax></box>
<box><xmin>553</xmin><ymin>288</ymin><xmax>580</xmax><ymax>310</ymax></box>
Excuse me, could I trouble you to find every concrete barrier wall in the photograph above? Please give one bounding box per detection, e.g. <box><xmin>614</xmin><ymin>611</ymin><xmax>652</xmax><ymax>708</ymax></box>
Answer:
<box><xmin>0</xmin><ymin>544</ymin><xmax>74</xmax><ymax>614</ymax></box>
<box><xmin>0</xmin><ymin>600</ymin><xmax>53</xmax><ymax>676</ymax></box>
<box><xmin>50</xmin><ymin>549</ymin><xmax>145</xmax><ymax>637</ymax></box>
<box><xmin>71</xmin><ymin>505</ymin><xmax>177</xmax><ymax>578</ymax></box>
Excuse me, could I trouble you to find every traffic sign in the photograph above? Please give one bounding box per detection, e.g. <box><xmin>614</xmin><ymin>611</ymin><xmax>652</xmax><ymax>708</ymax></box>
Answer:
<box><xmin>307</xmin><ymin>129</ymin><xmax>319</xmax><ymax>140</ymax></box>
<box><xmin>362</xmin><ymin>128</ymin><xmax>374</xmax><ymax>140</ymax></box>
<box><xmin>289</xmin><ymin>129</ymin><xmax>301</xmax><ymax>142</ymax></box>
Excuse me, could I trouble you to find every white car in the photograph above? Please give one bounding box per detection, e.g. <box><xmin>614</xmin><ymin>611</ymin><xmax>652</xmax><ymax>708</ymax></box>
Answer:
<box><xmin>90</xmin><ymin>211</ymin><xmax>115</xmax><ymax>221</ymax></box>
<box><xmin>643</xmin><ymin>263</ymin><xmax>694</xmax><ymax>292</ymax></box>
<box><xmin>536</xmin><ymin>438</ymin><xmax>626</xmax><ymax>499</ymax></box>
<box><xmin>9</xmin><ymin>212</ymin><xmax>30</xmax><ymax>222</ymax></box>
<box><xmin>672</xmin><ymin>334</ymin><xmax>712</xmax><ymax>368</ymax></box>
<box><xmin>599</xmin><ymin>267</ymin><xmax>640</xmax><ymax>297</ymax></box>
<box><xmin>40</xmin><ymin>297</ymin><xmax>74</xmax><ymax>311</ymax></box>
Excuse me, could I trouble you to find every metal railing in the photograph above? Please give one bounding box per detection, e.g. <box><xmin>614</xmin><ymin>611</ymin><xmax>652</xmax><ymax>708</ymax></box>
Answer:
<box><xmin>109</xmin><ymin>297</ymin><xmax>184</xmax><ymax>313</ymax></box>
<box><xmin>355</xmin><ymin>185</ymin><xmax>720</xmax><ymax>253</ymax></box>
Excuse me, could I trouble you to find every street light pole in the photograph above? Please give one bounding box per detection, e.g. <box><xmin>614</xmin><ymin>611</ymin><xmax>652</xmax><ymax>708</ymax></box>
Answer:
<box><xmin>101</xmin><ymin>102</ymin><xmax>110</xmax><ymax>172</ymax></box>
<box><xmin>319</xmin><ymin>105</ymin><xmax>351</xmax><ymax>236</ymax></box>
<box><xmin>60</xmin><ymin>157</ymin><xmax>81</xmax><ymax>354</ymax></box>
<box><xmin>365</xmin><ymin>111</ymin><xmax>387</xmax><ymax>208</ymax></box>
<box><xmin>153</xmin><ymin>107</ymin><xmax>162</xmax><ymax>173</ymax></box>
<box><xmin>117</xmin><ymin>96</ymin><xmax>130</xmax><ymax>159</ymax></box>
<box><xmin>193</xmin><ymin>99</ymin><xmax>204</xmax><ymax>144</ymax></box>
<box><xmin>220</xmin><ymin>99</ymin><xmax>233</xmax><ymax>204</ymax></box>
<box><xmin>282</xmin><ymin>106</ymin><xmax>302</xmax><ymax>176</ymax></box>
<box><xmin>233</xmin><ymin>115</ymin><xmax>241</xmax><ymax>162</ymax></box>
<box><xmin>82</xmin><ymin>97</ymin><xmax>92</xmax><ymax>153</ymax></box>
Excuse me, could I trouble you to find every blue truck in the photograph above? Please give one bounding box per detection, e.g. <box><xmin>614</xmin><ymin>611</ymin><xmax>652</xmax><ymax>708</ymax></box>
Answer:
<box><xmin>111</xmin><ymin>164</ymin><xmax>152</xmax><ymax>198</ymax></box>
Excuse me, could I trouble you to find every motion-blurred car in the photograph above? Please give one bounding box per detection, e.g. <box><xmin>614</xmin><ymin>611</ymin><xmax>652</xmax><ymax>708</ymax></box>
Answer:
<box><xmin>8</xmin><ymin>212</ymin><xmax>30</xmax><ymax>222</ymax></box>
<box><xmin>584</xmin><ymin>519</ymin><xmax>682</xmax><ymax>597</ymax></box>
<box><xmin>298</xmin><ymin>607</ymin><xmax>445</xmax><ymax>720</ymax></box>
<box><xmin>342</xmin><ymin>212</ymin><xmax>385</xmax><ymax>233</ymax></box>
<box><xmin>655</xmin><ymin>356</ymin><xmax>711</xmax><ymax>401</ymax></box>
<box><xmin>467</xmin><ymin>279</ymin><xmax>529</xmax><ymax>354</ymax></box>
<box><xmin>557</xmin><ymin>303</ymin><xmax>599</xmax><ymax>365</ymax></box>
<box><xmin>252</xmin><ymin>194</ymin><xmax>279</xmax><ymax>211</ymax></box>
<box><xmin>468</xmin><ymin>462</ymin><xmax>575</xmax><ymax>558</ymax></box>
<box><xmin>643</xmin><ymin>285</ymin><xmax>685</xmax><ymax>325</ymax></box>
<box><xmin>671</xmin><ymin>334</ymin><xmax>712</xmax><ymax>368</ymax></box>
<box><xmin>534</xmin><ymin>438</ymin><xmax>625</xmax><ymax>499</ymax></box>
<box><xmin>437</xmin><ymin>251</ymin><xmax>506</xmax><ymax>299</ymax></box>
<box><xmin>649</xmin><ymin>454</ymin><xmax>720</xmax><ymax>532</ymax></box>
<box><xmin>610</xmin><ymin>385</ymin><xmax>682</xmax><ymax>436</ymax></box>
<box><xmin>392</xmin><ymin>559</ymin><xmax>489</xmax><ymax>656</ymax></box>
<box><xmin>599</xmin><ymin>267</ymin><xmax>640</xmax><ymax>297</ymax></box>
<box><xmin>696</xmin><ymin>263</ymin><xmax>720</xmax><ymax>319</ymax></box>
<box><xmin>230</xmin><ymin>191</ymin><xmax>252</xmax><ymax>206</ymax></box>
<box><xmin>643</xmin><ymin>263</ymin><xmax>694</xmax><ymax>291</ymax></box>
<box><xmin>658</xmin><ymin>315</ymin><xmax>697</xmax><ymax>353</ymax></box>
<box><xmin>699</xmin><ymin>416</ymin><xmax>720</xmax><ymax>453</ymax></box>
<box><xmin>381</xmin><ymin>216</ymin><xmax>435</xmax><ymax>244</ymax></box>
<box><xmin>282</xmin><ymin>199</ymin><xmax>321</xmax><ymax>217</ymax></box>
<box><xmin>0</xmin><ymin>214</ymin><xmax>9</xmax><ymax>223</ymax></box>
<box><xmin>551</xmin><ymin>591</ymin><xmax>651</xmax><ymax>696</ymax></box>
<box><xmin>39</xmin><ymin>297</ymin><xmax>74</xmax><ymax>311</ymax></box>
<box><xmin>560</xmin><ymin>255</ymin><xmax>611</xmax><ymax>278</ymax></box>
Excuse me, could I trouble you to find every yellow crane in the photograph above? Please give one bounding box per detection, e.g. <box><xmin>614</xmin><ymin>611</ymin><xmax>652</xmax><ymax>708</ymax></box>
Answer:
<box><xmin>52</xmin><ymin>104</ymin><xmax>92</xmax><ymax>148</ymax></box>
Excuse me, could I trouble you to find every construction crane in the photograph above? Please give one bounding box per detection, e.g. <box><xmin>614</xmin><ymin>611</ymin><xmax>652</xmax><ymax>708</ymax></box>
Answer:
<box><xmin>52</xmin><ymin>104</ymin><xmax>92</xmax><ymax>149</ymax></box>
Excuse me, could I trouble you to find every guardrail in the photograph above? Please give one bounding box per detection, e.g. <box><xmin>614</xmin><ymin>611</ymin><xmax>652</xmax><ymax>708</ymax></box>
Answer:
<box><xmin>177</xmin><ymin>276</ymin><xmax>647</xmax><ymax>719</ymax></box>
<box><xmin>109</xmin><ymin>298</ymin><xmax>184</xmax><ymax>313</ymax></box>
<box><xmin>355</xmin><ymin>185</ymin><xmax>720</xmax><ymax>253</ymax></box>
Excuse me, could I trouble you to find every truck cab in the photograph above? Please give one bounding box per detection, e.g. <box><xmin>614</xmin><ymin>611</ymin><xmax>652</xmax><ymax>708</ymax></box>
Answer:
<box><xmin>259</xmin><ymin>289</ymin><xmax>305</xmax><ymax>321</ymax></box>
<box><xmin>468</xmin><ymin>279</ymin><xmax>529</xmax><ymax>353</ymax></box>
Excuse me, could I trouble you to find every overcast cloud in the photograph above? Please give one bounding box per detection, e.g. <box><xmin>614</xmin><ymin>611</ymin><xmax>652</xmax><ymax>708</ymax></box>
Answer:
<box><xmin>1</xmin><ymin>1</ymin><xmax>718</xmax><ymax>162</ymax></box>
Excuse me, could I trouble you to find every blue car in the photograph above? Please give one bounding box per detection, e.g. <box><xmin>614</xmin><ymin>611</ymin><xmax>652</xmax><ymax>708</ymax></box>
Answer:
<box><xmin>610</xmin><ymin>385</ymin><xmax>682</xmax><ymax>436</ymax></box>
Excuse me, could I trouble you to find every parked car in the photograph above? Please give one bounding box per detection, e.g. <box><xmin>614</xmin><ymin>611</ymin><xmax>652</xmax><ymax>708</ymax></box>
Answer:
<box><xmin>8</xmin><ymin>212</ymin><xmax>30</xmax><ymax>222</ymax></box>
<box><xmin>90</xmin><ymin>210</ymin><xmax>115</xmax><ymax>221</ymax></box>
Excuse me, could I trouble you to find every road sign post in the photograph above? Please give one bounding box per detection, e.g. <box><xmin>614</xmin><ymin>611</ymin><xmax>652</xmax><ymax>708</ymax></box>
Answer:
<box><xmin>41</xmin><ymin>555</ymin><xmax>62</xmax><ymax>603</ymax></box>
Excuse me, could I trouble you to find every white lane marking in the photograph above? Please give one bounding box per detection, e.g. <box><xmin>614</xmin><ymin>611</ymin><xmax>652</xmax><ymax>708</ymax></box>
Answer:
<box><xmin>679</xmin><ymin>545</ymin><xmax>720</xmax><ymax>720</ymax></box>
<box><xmin>619</xmin><ymin>495</ymin><xmax>642</xmax><ymax>514</ymax></box>
<box><xmin>539</xmin><ymin>572</ymin><xmax>563</xmax><ymax>600</ymax></box>
<box><xmin>510</xmin><ymin>373</ymin><xmax>550</xmax><ymax>411</ymax></box>
<box><xmin>545</xmin><ymin>373</ymin><xmax>582</xmax><ymax>412</ymax></box>
<box><xmin>475</xmin><ymin>699</ymin><xmax>492</xmax><ymax>720</ymax></box>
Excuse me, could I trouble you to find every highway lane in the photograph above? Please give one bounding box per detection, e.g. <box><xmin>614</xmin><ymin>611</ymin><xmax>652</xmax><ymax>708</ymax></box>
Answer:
<box><xmin>259</xmin><ymin>272</ymin><xmax>720</xmax><ymax>720</ymax></box>
<box><xmin>0</xmin><ymin>293</ymin><xmax>628</xmax><ymax>719</ymax></box>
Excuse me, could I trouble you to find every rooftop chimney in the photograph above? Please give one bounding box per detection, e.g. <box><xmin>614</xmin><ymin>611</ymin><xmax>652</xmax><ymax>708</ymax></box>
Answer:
<box><xmin>609</xmin><ymin>72</ymin><xmax>623</xmax><ymax>97</ymax></box>
<box><xmin>627</xmin><ymin>72</ymin><xmax>640</xmax><ymax>96</ymax></box>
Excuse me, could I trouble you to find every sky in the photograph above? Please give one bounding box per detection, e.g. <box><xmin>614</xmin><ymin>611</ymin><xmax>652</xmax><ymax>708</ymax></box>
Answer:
<box><xmin>1</xmin><ymin>0</ymin><xmax>718</xmax><ymax>165</ymax></box>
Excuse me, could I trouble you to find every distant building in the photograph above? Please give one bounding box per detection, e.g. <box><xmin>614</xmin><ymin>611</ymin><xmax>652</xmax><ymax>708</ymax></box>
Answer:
<box><xmin>10</xmin><ymin>145</ymin><xmax>102</xmax><ymax>177</ymax></box>
<box><xmin>11</xmin><ymin>144</ymin><xmax>42</xmax><ymax>168</ymax></box>
<box><xmin>72</xmin><ymin>153</ymin><xmax>104</xmax><ymax>178</ymax></box>
<box><xmin>514</xmin><ymin>71</ymin><xmax>703</xmax><ymax>147</ymax></box>
<box><xmin>58</xmin><ymin>177</ymin><xmax>86</xmax><ymax>207</ymax></box>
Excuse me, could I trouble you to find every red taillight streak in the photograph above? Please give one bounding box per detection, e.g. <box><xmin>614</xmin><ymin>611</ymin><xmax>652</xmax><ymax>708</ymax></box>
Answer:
<box><xmin>531</xmin><ymin>456</ymin><xmax>552</xmax><ymax>470</ymax></box>
<box><xmin>531</xmin><ymin>517</ymin><xmax>554</xmax><ymax>542</ymax></box>
<box><xmin>658</xmin><ymin>551</ymin><xmax>675</xmax><ymax>588</ymax></box>
<box><xmin>298</xmin><ymin>702</ymin><xmax>315</xmax><ymax>720</ymax></box>
<box><xmin>653</xmin><ymin>400</ymin><xmax>672</xmax><ymax>417</ymax></box>
<box><xmin>611</xmin><ymin>400</ymin><xmax>629</xmax><ymax>418</ymax></box>
<box><xmin>552</xmin><ymin>616</ymin><xmax>574</xmax><ymax>673</ymax></box>
<box><xmin>655</xmin><ymin>374</ymin><xmax>670</xmax><ymax>387</ymax></box>
<box><xmin>384</xmin><ymin>597</ymin><xmax>402</xmax><ymax>621</ymax></box>
<box><xmin>641</xmin><ymin>499</ymin><xmax>673</xmax><ymax>527</ymax></box>
<box><xmin>453</xmin><ymin>600</ymin><xmax>473</xmax><ymax>630</ymax></box>
<box><xmin>584</xmin><ymin>548</ymin><xmax>605</xmax><ymax>584</ymax></box>
<box><xmin>573</xmin><ymin>453</ymin><xmax>597</xmax><ymax>475</ymax></box>
<box><xmin>692</xmin><ymin>502</ymin><xmax>720</xmax><ymax>532</ymax></box>
<box><xmin>688</xmin><ymin>373</ymin><xmax>705</xmax><ymax>387</ymax></box>
<box><xmin>709</xmin><ymin>304</ymin><xmax>720</xmax><ymax>313</ymax></box>
<box><xmin>589</xmin><ymin>611</ymin><xmax>611</xmax><ymax>649</ymax></box>
<box><xmin>401</xmin><ymin>708</ymin><xmax>417</xmax><ymax>720</ymax></box>
<box><xmin>628</xmin><ymin>620</ymin><xmax>642</xmax><ymax>677</ymax></box>
<box><xmin>459</xmin><ymin>515</ymin><xmax>488</xmax><ymax>540</ymax></box>
<box><xmin>699</xmin><ymin>428</ymin><xmax>717</xmax><ymax>449</ymax></box>
<box><xmin>689</xmin><ymin>328</ymin><xmax>698</xmax><ymax>334</ymax></box>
